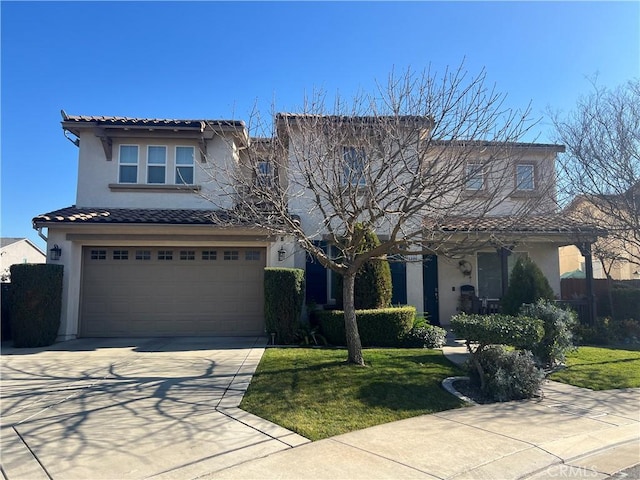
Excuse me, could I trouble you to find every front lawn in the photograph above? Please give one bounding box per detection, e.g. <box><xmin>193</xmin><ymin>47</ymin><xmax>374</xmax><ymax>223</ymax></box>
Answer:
<box><xmin>240</xmin><ymin>347</ymin><xmax>466</xmax><ymax>441</ymax></box>
<box><xmin>548</xmin><ymin>345</ymin><xmax>640</xmax><ymax>390</ymax></box>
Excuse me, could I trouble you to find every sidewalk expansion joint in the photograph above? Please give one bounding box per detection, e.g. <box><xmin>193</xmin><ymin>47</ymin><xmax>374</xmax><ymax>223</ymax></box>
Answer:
<box><xmin>11</xmin><ymin>426</ymin><xmax>52</xmax><ymax>480</ymax></box>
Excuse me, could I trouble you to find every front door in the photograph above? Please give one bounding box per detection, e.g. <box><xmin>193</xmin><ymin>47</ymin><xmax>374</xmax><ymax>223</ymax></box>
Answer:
<box><xmin>422</xmin><ymin>255</ymin><xmax>440</xmax><ymax>325</ymax></box>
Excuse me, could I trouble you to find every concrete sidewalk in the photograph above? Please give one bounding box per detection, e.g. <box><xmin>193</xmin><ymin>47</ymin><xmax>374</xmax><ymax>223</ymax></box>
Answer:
<box><xmin>200</xmin><ymin>339</ymin><xmax>640</xmax><ymax>480</ymax></box>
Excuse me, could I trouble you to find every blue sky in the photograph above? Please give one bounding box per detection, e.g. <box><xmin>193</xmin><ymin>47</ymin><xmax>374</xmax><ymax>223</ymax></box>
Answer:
<box><xmin>2</xmin><ymin>1</ymin><xmax>639</xmax><ymax>249</ymax></box>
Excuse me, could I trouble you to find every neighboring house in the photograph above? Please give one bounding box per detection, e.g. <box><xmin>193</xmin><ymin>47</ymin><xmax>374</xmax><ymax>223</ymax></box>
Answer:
<box><xmin>34</xmin><ymin>113</ymin><xmax>602</xmax><ymax>341</ymax></box>
<box><xmin>559</xmin><ymin>191</ymin><xmax>640</xmax><ymax>281</ymax></box>
<box><xmin>0</xmin><ymin>238</ymin><xmax>46</xmax><ymax>281</ymax></box>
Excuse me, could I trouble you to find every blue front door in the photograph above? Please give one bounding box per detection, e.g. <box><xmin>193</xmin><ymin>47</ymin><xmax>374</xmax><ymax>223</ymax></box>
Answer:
<box><xmin>422</xmin><ymin>255</ymin><xmax>440</xmax><ymax>325</ymax></box>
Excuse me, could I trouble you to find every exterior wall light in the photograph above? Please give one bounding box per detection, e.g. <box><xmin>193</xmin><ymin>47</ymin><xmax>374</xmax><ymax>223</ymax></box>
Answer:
<box><xmin>278</xmin><ymin>248</ymin><xmax>286</xmax><ymax>262</ymax></box>
<box><xmin>50</xmin><ymin>244</ymin><xmax>62</xmax><ymax>261</ymax></box>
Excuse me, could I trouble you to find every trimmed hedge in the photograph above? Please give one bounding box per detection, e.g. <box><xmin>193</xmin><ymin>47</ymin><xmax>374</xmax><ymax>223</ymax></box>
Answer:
<box><xmin>264</xmin><ymin>268</ymin><xmax>305</xmax><ymax>344</ymax></box>
<box><xmin>10</xmin><ymin>264</ymin><xmax>63</xmax><ymax>348</ymax></box>
<box><xmin>501</xmin><ymin>257</ymin><xmax>554</xmax><ymax>315</ymax></box>
<box><xmin>317</xmin><ymin>306</ymin><xmax>415</xmax><ymax>347</ymax></box>
<box><xmin>611</xmin><ymin>288</ymin><xmax>640</xmax><ymax>321</ymax></box>
<box><xmin>450</xmin><ymin>313</ymin><xmax>544</xmax><ymax>351</ymax></box>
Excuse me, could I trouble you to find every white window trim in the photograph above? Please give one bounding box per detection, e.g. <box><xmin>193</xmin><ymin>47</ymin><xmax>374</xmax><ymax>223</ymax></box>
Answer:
<box><xmin>118</xmin><ymin>144</ymin><xmax>139</xmax><ymax>184</ymax></box>
<box><xmin>147</xmin><ymin>145</ymin><xmax>167</xmax><ymax>185</ymax></box>
<box><xmin>342</xmin><ymin>146</ymin><xmax>367</xmax><ymax>186</ymax></box>
<box><xmin>516</xmin><ymin>163</ymin><xmax>536</xmax><ymax>191</ymax></box>
<box><xmin>175</xmin><ymin>145</ymin><xmax>195</xmax><ymax>185</ymax></box>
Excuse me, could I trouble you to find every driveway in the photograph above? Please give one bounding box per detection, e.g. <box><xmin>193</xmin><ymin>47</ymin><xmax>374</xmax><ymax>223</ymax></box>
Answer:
<box><xmin>0</xmin><ymin>337</ymin><xmax>308</xmax><ymax>480</ymax></box>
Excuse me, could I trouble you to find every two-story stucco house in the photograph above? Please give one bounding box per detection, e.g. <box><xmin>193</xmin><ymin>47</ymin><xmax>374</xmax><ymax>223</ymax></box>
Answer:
<box><xmin>34</xmin><ymin>113</ymin><xmax>601</xmax><ymax>341</ymax></box>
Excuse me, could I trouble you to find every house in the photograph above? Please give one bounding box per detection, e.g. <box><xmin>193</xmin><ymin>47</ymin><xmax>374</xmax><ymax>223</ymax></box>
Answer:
<box><xmin>559</xmin><ymin>190</ymin><xmax>640</xmax><ymax>281</ymax></box>
<box><xmin>34</xmin><ymin>112</ymin><xmax>602</xmax><ymax>341</ymax></box>
<box><xmin>0</xmin><ymin>238</ymin><xmax>46</xmax><ymax>281</ymax></box>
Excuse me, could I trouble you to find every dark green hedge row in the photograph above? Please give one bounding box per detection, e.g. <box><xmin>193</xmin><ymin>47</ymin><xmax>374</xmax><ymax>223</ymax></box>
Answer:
<box><xmin>611</xmin><ymin>288</ymin><xmax>640</xmax><ymax>321</ymax></box>
<box><xmin>450</xmin><ymin>313</ymin><xmax>544</xmax><ymax>350</ymax></box>
<box><xmin>264</xmin><ymin>268</ymin><xmax>305</xmax><ymax>344</ymax></box>
<box><xmin>317</xmin><ymin>306</ymin><xmax>415</xmax><ymax>347</ymax></box>
<box><xmin>10</xmin><ymin>264</ymin><xmax>63</xmax><ymax>347</ymax></box>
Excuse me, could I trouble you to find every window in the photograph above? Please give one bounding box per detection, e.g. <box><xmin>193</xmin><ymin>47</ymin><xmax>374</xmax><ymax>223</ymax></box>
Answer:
<box><xmin>135</xmin><ymin>250</ymin><xmax>151</xmax><ymax>260</ymax></box>
<box><xmin>147</xmin><ymin>146</ymin><xmax>166</xmax><ymax>184</ymax></box>
<box><xmin>175</xmin><ymin>146</ymin><xmax>194</xmax><ymax>184</ymax></box>
<box><xmin>343</xmin><ymin>146</ymin><xmax>366</xmax><ymax>185</ymax></box>
<box><xmin>516</xmin><ymin>164</ymin><xmax>535</xmax><ymax>191</ymax></box>
<box><xmin>245</xmin><ymin>250</ymin><xmax>261</xmax><ymax>261</ymax></box>
<box><xmin>477</xmin><ymin>251</ymin><xmax>528</xmax><ymax>298</ymax></box>
<box><xmin>113</xmin><ymin>250</ymin><xmax>129</xmax><ymax>260</ymax></box>
<box><xmin>466</xmin><ymin>163</ymin><xmax>485</xmax><ymax>191</ymax></box>
<box><xmin>180</xmin><ymin>250</ymin><xmax>195</xmax><ymax>260</ymax></box>
<box><xmin>256</xmin><ymin>161</ymin><xmax>273</xmax><ymax>187</ymax></box>
<box><xmin>202</xmin><ymin>250</ymin><xmax>217</xmax><ymax>260</ymax></box>
<box><xmin>90</xmin><ymin>249</ymin><xmax>106</xmax><ymax>260</ymax></box>
<box><xmin>224</xmin><ymin>250</ymin><xmax>239</xmax><ymax>260</ymax></box>
<box><xmin>158</xmin><ymin>250</ymin><xmax>173</xmax><ymax>260</ymax></box>
<box><xmin>119</xmin><ymin>145</ymin><xmax>138</xmax><ymax>183</ymax></box>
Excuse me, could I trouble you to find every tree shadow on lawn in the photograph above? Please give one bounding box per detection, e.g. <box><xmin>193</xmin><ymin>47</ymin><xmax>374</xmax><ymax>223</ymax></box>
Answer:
<box><xmin>358</xmin><ymin>381</ymin><xmax>466</xmax><ymax>411</ymax></box>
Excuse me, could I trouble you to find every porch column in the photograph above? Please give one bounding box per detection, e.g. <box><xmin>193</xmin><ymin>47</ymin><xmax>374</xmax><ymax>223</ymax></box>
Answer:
<box><xmin>498</xmin><ymin>246</ymin><xmax>513</xmax><ymax>298</ymax></box>
<box><xmin>577</xmin><ymin>242</ymin><xmax>597</xmax><ymax>325</ymax></box>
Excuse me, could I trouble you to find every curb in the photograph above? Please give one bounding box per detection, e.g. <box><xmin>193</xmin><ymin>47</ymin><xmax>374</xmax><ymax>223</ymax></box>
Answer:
<box><xmin>442</xmin><ymin>376</ymin><xmax>478</xmax><ymax>405</ymax></box>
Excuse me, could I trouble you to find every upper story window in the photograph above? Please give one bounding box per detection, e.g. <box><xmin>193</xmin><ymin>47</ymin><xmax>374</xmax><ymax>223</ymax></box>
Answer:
<box><xmin>175</xmin><ymin>146</ymin><xmax>195</xmax><ymax>184</ymax></box>
<box><xmin>119</xmin><ymin>145</ymin><xmax>138</xmax><ymax>183</ymax></box>
<box><xmin>256</xmin><ymin>161</ymin><xmax>273</xmax><ymax>187</ymax></box>
<box><xmin>516</xmin><ymin>164</ymin><xmax>535</xmax><ymax>191</ymax></box>
<box><xmin>465</xmin><ymin>163</ymin><xmax>485</xmax><ymax>191</ymax></box>
<box><xmin>343</xmin><ymin>146</ymin><xmax>366</xmax><ymax>186</ymax></box>
<box><xmin>147</xmin><ymin>146</ymin><xmax>167</xmax><ymax>184</ymax></box>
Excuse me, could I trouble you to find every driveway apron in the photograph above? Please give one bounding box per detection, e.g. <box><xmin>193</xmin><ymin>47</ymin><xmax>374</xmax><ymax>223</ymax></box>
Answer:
<box><xmin>1</xmin><ymin>337</ymin><xmax>307</xmax><ymax>480</ymax></box>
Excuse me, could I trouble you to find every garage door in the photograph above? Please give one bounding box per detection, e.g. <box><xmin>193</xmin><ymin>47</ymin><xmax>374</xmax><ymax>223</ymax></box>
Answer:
<box><xmin>80</xmin><ymin>247</ymin><xmax>265</xmax><ymax>337</ymax></box>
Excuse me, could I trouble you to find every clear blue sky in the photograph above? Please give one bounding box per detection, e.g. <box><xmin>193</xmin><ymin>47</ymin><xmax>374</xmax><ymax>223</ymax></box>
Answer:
<box><xmin>2</xmin><ymin>1</ymin><xmax>639</xmax><ymax>249</ymax></box>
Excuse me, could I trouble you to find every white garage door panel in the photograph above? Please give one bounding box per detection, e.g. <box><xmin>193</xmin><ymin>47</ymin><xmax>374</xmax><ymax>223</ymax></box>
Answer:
<box><xmin>80</xmin><ymin>247</ymin><xmax>266</xmax><ymax>337</ymax></box>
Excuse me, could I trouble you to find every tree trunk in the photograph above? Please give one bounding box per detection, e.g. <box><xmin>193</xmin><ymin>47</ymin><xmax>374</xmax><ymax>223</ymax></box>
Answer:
<box><xmin>343</xmin><ymin>272</ymin><xmax>365</xmax><ymax>366</ymax></box>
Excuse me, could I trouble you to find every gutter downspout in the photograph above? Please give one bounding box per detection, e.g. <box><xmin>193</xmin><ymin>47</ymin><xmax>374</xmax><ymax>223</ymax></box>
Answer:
<box><xmin>36</xmin><ymin>226</ymin><xmax>48</xmax><ymax>243</ymax></box>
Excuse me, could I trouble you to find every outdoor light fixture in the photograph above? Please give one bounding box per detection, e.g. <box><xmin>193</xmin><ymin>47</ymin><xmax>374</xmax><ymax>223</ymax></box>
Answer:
<box><xmin>278</xmin><ymin>248</ymin><xmax>286</xmax><ymax>262</ymax></box>
<box><xmin>50</xmin><ymin>244</ymin><xmax>62</xmax><ymax>261</ymax></box>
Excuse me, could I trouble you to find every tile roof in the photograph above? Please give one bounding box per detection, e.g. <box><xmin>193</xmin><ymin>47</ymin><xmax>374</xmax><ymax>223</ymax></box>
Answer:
<box><xmin>33</xmin><ymin>206</ymin><xmax>250</xmax><ymax>226</ymax></box>
<box><xmin>425</xmin><ymin>214</ymin><xmax>605</xmax><ymax>235</ymax></box>
<box><xmin>60</xmin><ymin>112</ymin><xmax>245</xmax><ymax>131</ymax></box>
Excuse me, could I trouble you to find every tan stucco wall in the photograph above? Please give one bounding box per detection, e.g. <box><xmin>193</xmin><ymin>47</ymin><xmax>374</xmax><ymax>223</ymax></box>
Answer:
<box><xmin>0</xmin><ymin>240</ymin><xmax>46</xmax><ymax>280</ymax></box>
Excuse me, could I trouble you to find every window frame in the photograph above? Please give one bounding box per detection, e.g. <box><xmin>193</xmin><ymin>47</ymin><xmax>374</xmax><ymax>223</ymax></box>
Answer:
<box><xmin>147</xmin><ymin>145</ymin><xmax>167</xmax><ymax>184</ymax></box>
<box><xmin>118</xmin><ymin>145</ymin><xmax>139</xmax><ymax>184</ymax></box>
<box><xmin>175</xmin><ymin>146</ymin><xmax>195</xmax><ymax>185</ymax></box>
<box><xmin>515</xmin><ymin>163</ymin><xmax>536</xmax><ymax>191</ymax></box>
<box><xmin>465</xmin><ymin>163</ymin><xmax>485</xmax><ymax>191</ymax></box>
<box><xmin>342</xmin><ymin>146</ymin><xmax>367</xmax><ymax>186</ymax></box>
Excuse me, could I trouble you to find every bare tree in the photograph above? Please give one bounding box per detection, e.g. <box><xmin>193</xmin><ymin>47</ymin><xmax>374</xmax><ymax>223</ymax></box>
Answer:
<box><xmin>553</xmin><ymin>79</ymin><xmax>640</xmax><ymax>269</ymax></box>
<box><xmin>202</xmin><ymin>63</ymin><xmax>555</xmax><ymax>365</ymax></box>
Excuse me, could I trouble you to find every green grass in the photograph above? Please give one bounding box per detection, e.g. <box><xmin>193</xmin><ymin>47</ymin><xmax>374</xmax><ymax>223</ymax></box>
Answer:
<box><xmin>240</xmin><ymin>347</ymin><xmax>466</xmax><ymax>441</ymax></box>
<box><xmin>548</xmin><ymin>345</ymin><xmax>640</xmax><ymax>390</ymax></box>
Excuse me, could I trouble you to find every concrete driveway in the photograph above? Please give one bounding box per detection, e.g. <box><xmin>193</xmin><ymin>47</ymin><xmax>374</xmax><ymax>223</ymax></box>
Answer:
<box><xmin>1</xmin><ymin>337</ymin><xmax>308</xmax><ymax>480</ymax></box>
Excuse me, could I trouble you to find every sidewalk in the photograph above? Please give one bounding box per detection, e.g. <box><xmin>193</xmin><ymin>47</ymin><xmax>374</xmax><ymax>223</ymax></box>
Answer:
<box><xmin>200</xmin><ymin>338</ymin><xmax>640</xmax><ymax>480</ymax></box>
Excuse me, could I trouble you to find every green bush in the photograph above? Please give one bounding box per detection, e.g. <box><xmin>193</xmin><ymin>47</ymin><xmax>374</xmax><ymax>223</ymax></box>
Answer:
<box><xmin>335</xmin><ymin>225</ymin><xmax>392</xmax><ymax>309</ymax></box>
<box><xmin>469</xmin><ymin>345</ymin><xmax>544</xmax><ymax>401</ymax></box>
<box><xmin>402</xmin><ymin>324</ymin><xmax>447</xmax><ymax>349</ymax></box>
<box><xmin>574</xmin><ymin>318</ymin><xmax>613</xmax><ymax>345</ymax></box>
<box><xmin>501</xmin><ymin>257</ymin><xmax>555</xmax><ymax>315</ymax></box>
<box><xmin>450</xmin><ymin>313</ymin><xmax>544</xmax><ymax>351</ymax></box>
<box><xmin>10</xmin><ymin>264</ymin><xmax>63</xmax><ymax>348</ymax></box>
<box><xmin>521</xmin><ymin>300</ymin><xmax>577</xmax><ymax>367</ymax></box>
<box><xmin>317</xmin><ymin>306</ymin><xmax>415</xmax><ymax>347</ymax></box>
<box><xmin>611</xmin><ymin>288</ymin><xmax>640</xmax><ymax>321</ymax></box>
<box><xmin>264</xmin><ymin>268</ymin><xmax>305</xmax><ymax>344</ymax></box>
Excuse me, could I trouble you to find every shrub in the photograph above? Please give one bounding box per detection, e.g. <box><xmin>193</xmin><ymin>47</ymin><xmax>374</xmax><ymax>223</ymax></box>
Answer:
<box><xmin>450</xmin><ymin>313</ymin><xmax>544</xmax><ymax>351</ymax></box>
<box><xmin>264</xmin><ymin>268</ymin><xmax>305</xmax><ymax>344</ymax></box>
<box><xmin>403</xmin><ymin>324</ymin><xmax>447</xmax><ymax>349</ymax></box>
<box><xmin>335</xmin><ymin>225</ymin><xmax>392</xmax><ymax>309</ymax></box>
<box><xmin>10</xmin><ymin>264</ymin><xmax>63</xmax><ymax>348</ymax></box>
<box><xmin>501</xmin><ymin>257</ymin><xmax>554</xmax><ymax>315</ymax></box>
<box><xmin>573</xmin><ymin>318</ymin><xmax>613</xmax><ymax>346</ymax></box>
<box><xmin>469</xmin><ymin>345</ymin><xmax>544</xmax><ymax>401</ymax></box>
<box><xmin>317</xmin><ymin>306</ymin><xmax>415</xmax><ymax>347</ymax></box>
<box><xmin>611</xmin><ymin>288</ymin><xmax>640</xmax><ymax>321</ymax></box>
<box><xmin>521</xmin><ymin>300</ymin><xmax>577</xmax><ymax>367</ymax></box>
<box><xmin>451</xmin><ymin>313</ymin><xmax>544</xmax><ymax>392</ymax></box>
